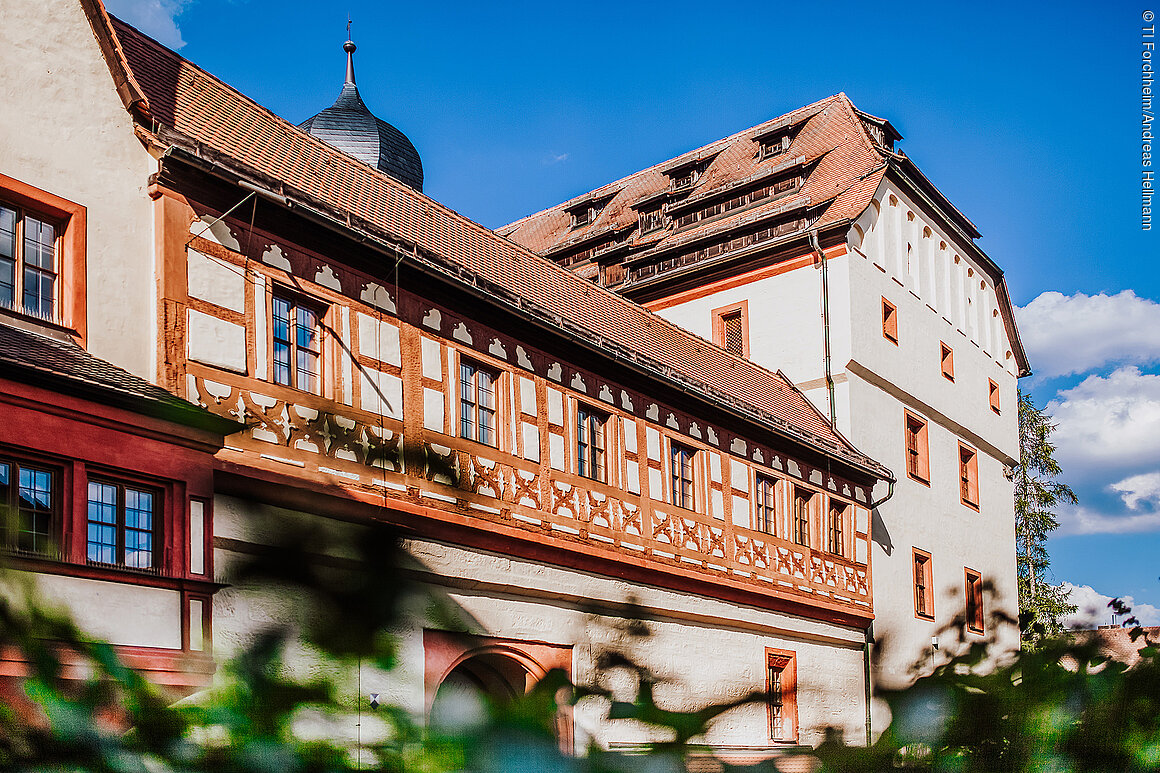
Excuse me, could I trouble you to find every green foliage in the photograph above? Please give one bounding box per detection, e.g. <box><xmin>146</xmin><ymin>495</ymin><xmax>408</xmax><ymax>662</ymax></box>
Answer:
<box><xmin>1015</xmin><ymin>390</ymin><xmax>1079</xmax><ymax>648</ymax></box>
<box><xmin>5</xmin><ymin>522</ymin><xmax>1160</xmax><ymax>772</ymax></box>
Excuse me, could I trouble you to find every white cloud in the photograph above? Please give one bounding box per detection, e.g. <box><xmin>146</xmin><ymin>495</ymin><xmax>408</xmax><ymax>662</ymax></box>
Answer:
<box><xmin>1047</xmin><ymin>366</ymin><xmax>1160</xmax><ymax>472</ymax></box>
<box><xmin>105</xmin><ymin>0</ymin><xmax>189</xmax><ymax>49</ymax></box>
<box><xmin>1056</xmin><ymin>503</ymin><xmax>1160</xmax><ymax>535</ymax></box>
<box><xmin>1109</xmin><ymin>471</ymin><xmax>1160</xmax><ymax>510</ymax></box>
<box><xmin>1061</xmin><ymin>583</ymin><xmax>1160</xmax><ymax>628</ymax></box>
<box><xmin>1017</xmin><ymin>291</ymin><xmax>1160</xmax><ymax>379</ymax></box>
<box><xmin>542</xmin><ymin>152</ymin><xmax>569</xmax><ymax>166</ymax></box>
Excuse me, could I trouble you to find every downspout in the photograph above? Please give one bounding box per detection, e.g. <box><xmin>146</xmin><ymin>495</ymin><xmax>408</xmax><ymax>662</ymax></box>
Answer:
<box><xmin>863</xmin><ymin>477</ymin><xmax>896</xmax><ymax>744</ymax></box>
<box><xmin>809</xmin><ymin>230</ymin><xmax>837</xmax><ymax>427</ymax></box>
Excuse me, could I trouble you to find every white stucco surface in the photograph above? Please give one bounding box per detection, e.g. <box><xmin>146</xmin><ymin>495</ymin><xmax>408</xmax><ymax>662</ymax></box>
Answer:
<box><xmin>0</xmin><ymin>0</ymin><xmax>159</xmax><ymax>378</ymax></box>
<box><xmin>33</xmin><ymin>573</ymin><xmax>182</xmax><ymax>649</ymax></box>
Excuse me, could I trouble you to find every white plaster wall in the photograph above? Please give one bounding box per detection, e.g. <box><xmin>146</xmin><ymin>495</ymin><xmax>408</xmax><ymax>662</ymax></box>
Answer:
<box><xmin>846</xmin><ymin>373</ymin><xmax>1019</xmax><ymax>691</ymax></box>
<box><xmin>0</xmin><ymin>0</ymin><xmax>160</xmax><ymax>379</ymax></box>
<box><xmin>210</xmin><ymin>496</ymin><xmax>870</xmax><ymax>749</ymax></box>
<box><xmin>30</xmin><ymin>572</ymin><xmax>182</xmax><ymax>649</ymax></box>
<box><xmin>653</xmin><ymin>255</ymin><xmax>854</xmax><ymax>402</ymax></box>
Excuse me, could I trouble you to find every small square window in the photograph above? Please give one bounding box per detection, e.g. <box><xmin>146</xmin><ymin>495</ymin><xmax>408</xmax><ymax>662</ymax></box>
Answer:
<box><xmin>669</xmin><ymin>442</ymin><xmax>697</xmax><ymax>510</ymax></box>
<box><xmin>712</xmin><ymin>301</ymin><xmax>749</xmax><ymax>358</ymax></box>
<box><xmin>940</xmin><ymin>343</ymin><xmax>954</xmax><ymax>381</ymax></box>
<box><xmin>988</xmin><ymin>379</ymin><xmax>1001</xmax><ymax>414</ymax></box>
<box><xmin>882</xmin><ymin>298</ymin><xmax>898</xmax><ymax>343</ymax></box>
<box><xmin>959</xmin><ymin>443</ymin><xmax>979</xmax><ymax>508</ymax></box>
<box><xmin>460</xmin><ymin>360</ymin><xmax>500</xmax><ymax>447</ymax></box>
<box><xmin>913</xmin><ymin>549</ymin><xmax>934</xmax><ymax>619</ymax></box>
<box><xmin>965</xmin><ymin>569</ymin><xmax>984</xmax><ymax>633</ymax></box>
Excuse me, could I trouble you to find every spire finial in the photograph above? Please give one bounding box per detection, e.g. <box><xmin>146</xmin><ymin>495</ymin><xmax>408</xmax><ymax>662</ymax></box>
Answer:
<box><xmin>343</xmin><ymin>19</ymin><xmax>356</xmax><ymax>86</ymax></box>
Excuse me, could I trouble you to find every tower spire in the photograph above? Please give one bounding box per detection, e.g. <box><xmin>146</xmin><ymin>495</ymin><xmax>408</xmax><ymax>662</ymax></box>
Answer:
<box><xmin>344</xmin><ymin>19</ymin><xmax>356</xmax><ymax>86</ymax></box>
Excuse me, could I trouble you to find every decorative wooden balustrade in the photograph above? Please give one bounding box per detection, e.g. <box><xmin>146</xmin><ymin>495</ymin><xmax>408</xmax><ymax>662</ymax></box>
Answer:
<box><xmin>186</xmin><ymin>366</ymin><xmax>871</xmax><ymax>616</ymax></box>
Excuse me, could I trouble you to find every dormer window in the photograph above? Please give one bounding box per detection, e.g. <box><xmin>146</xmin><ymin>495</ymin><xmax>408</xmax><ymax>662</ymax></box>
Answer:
<box><xmin>638</xmin><ymin>207</ymin><xmax>665</xmax><ymax>234</ymax></box>
<box><xmin>568</xmin><ymin>201</ymin><xmax>605</xmax><ymax>229</ymax></box>
<box><xmin>759</xmin><ymin>133</ymin><xmax>791</xmax><ymax>159</ymax></box>
<box><xmin>671</xmin><ymin>168</ymin><xmax>699</xmax><ymax>191</ymax></box>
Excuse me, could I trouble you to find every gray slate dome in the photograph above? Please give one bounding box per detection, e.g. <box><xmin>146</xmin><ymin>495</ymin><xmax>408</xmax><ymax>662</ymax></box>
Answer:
<box><xmin>299</xmin><ymin>40</ymin><xmax>423</xmax><ymax>191</ymax></box>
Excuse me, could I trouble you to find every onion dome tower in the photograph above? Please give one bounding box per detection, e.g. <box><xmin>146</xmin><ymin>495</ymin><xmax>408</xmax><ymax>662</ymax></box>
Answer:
<box><xmin>299</xmin><ymin>36</ymin><xmax>424</xmax><ymax>191</ymax></box>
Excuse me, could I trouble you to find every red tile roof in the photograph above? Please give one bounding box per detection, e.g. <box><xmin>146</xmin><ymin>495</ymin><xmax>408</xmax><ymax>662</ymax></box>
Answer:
<box><xmin>499</xmin><ymin>93</ymin><xmax>888</xmax><ymax>258</ymax></box>
<box><xmin>92</xmin><ymin>11</ymin><xmax>889</xmax><ymax>479</ymax></box>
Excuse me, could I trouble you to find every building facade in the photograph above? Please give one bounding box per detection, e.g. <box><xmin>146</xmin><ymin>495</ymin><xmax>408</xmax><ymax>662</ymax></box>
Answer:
<box><xmin>500</xmin><ymin>95</ymin><xmax>1028</xmax><ymax>702</ymax></box>
<box><xmin>0</xmin><ymin>0</ymin><xmax>906</xmax><ymax>755</ymax></box>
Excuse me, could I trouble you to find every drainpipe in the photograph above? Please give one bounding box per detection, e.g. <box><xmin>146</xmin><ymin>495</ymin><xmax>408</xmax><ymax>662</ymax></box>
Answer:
<box><xmin>809</xmin><ymin>230</ymin><xmax>837</xmax><ymax>427</ymax></box>
<box><xmin>863</xmin><ymin>478</ymin><xmax>895</xmax><ymax>744</ymax></box>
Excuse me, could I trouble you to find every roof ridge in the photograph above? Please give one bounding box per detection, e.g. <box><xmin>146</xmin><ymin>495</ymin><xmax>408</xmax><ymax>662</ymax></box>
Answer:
<box><xmin>501</xmin><ymin>94</ymin><xmax>845</xmax><ymax>232</ymax></box>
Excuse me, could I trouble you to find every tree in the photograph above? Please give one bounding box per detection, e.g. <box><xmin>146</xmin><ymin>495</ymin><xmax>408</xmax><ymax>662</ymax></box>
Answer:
<box><xmin>1015</xmin><ymin>389</ymin><xmax>1078</xmax><ymax>648</ymax></box>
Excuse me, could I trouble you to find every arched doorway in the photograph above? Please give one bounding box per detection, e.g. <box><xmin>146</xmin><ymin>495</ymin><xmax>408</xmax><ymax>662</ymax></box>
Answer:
<box><xmin>428</xmin><ymin>649</ymin><xmax>534</xmax><ymax>730</ymax></box>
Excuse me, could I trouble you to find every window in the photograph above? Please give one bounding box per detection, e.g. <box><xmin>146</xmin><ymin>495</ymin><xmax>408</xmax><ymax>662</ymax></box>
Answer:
<box><xmin>0</xmin><ymin>460</ymin><xmax>56</xmax><ymax>557</ymax></box>
<box><xmin>913</xmin><ymin>549</ymin><xmax>934</xmax><ymax>619</ymax></box>
<box><xmin>940</xmin><ymin>343</ymin><xmax>954</xmax><ymax>381</ymax></box>
<box><xmin>577</xmin><ymin>405</ymin><xmax>607</xmax><ymax>482</ymax></box>
<box><xmin>86</xmin><ymin>481</ymin><xmax>157</xmax><ymax>570</ymax></box>
<box><xmin>792</xmin><ymin>487</ymin><xmax>812</xmax><ymax>547</ymax></box>
<box><xmin>670</xmin><ymin>169</ymin><xmax>698</xmax><ymax>190</ymax></box>
<box><xmin>755</xmin><ymin>474</ymin><xmax>778</xmax><ymax>533</ymax></box>
<box><xmin>638</xmin><ymin>208</ymin><xmax>664</xmax><ymax>234</ymax></box>
<box><xmin>766</xmin><ymin>649</ymin><xmax>798</xmax><ymax>742</ymax></box>
<box><xmin>0</xmin><ymin>174</ymin><xmax>86</xmax><ymax>336</ymax></box>
<box><xmin>712</xmin><ymin>301</ymin><xmax>749</xmax><ymax>358</ymax></box>
<box><xmin>669</xmin><ymin>442</ymin><xmax>696</xmax><ymax>510</ymax></box>
<box><xmin>904</xmin><ymin>412</ymin><xmax>930</xmax><ymax>484</ymax></box>
<box><xmin>460</xmin><ymin>360</ymin><xmax>499</xmax><ymax>447</ymax></box>
<box><xmin>272</xmin><ymin>293</ymin><xmax>323</xmax><ymax>393</ymax></box>
<box><xmin>0</xmin><ymin>202</ymin><xmax>58</xmax><ymax>320</ymax></box>
<box><xmin>827</xmin><ymin>501</ymin><xmax>846</xmax><ymax>556</ymax></box>
<box><xmin>988</xmin><ymin>379</ymin><xmax>1001</xmax><ymax>414</ymax></box>
<box><xmin>965</xmin><ymin>569</ymin><xmax>984</xmax><ymax>633</ymax></box>
<box><xmin>882</xmin><ymin>298</ymin><xmax>898</xmax><ymax>343</ymax></box>
<box><xmin>570</xmin><ymin>202</ymin><xmax>604</xmax><ymax>228</ymax></box>
<box><xmin>759</xmin><ymin>132</ymin><xmax>791</xmax><ymax>159</ymax></box>
<box><xmin>959</xmin><ymin>443</ymin><xmax>979</xmax><ymax>508</ymax></box>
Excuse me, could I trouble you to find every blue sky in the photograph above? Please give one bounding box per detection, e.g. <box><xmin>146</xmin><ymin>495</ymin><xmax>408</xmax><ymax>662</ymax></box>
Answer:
<box><xmin>110</xmin><ymin>0</ymin><xmax>1159</xmax><ymax>622</ymax></box>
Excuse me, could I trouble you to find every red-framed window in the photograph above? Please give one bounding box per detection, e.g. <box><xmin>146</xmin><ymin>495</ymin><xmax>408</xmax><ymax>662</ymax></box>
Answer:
<box><xmin>940</xmin><ymin>342</ymin><xmax>954</xmax><ymax>381</ymax></box>
<box><xmin>959</xmin><ymin>443</ymin><xmax>979</xmax><ymax>508</ymax></box>
<box><xmin>460</xmin><ymin>359</ymin><xmax>500</xmax><ymax>447</ymax></box>
<box><xmin>712</xmin><ymin>300</ymin><xmax>750</xmax><ymax>358</ymax></box>
<box><xmin>904</xmin><ymin>412</ymin><xmax>930</xmax><ymax>484</ymax></box>
<box><xmin>766</xmin><ymin>648</ymin><xmax>798</xmax><ymax>742</ymax></box>
<box><xmin>988</xmin><ymin>379</ymin><xmax>1001</xmax><ymax>414</ymax></box>
<box><xmin>0</xmin><ymin>457</ymin><xmax>59</xmax><ymax>558</ymax></box>
<box><xmin>271</xmin><ymin>291</ymin><xmax>324</xmax><ymax>394</ymax></box>
<box><xmin>669</xmin><ymin>442</ymin><xmax>697</xmax><ymax>510</ymax></box>
<box><xmin>882</xmin><ymin>297</ymin><xmax>898</xmax><ymax>343</ymax></box>
<box><xmin>755</xmin><ymin>473</ymin><xmax>778</xmax><ymax>534</ymax></box>
<box><xmin>0</xmin><ymin>172</ymin><xmax>87</xmax><ymax>341</ymax></box>
<box><xmin>913</xmin><ymin>548</ymin><xmax>934</xmax><ymax>620</ymax></box>
<box><xmin>576</xmin><ymin>404</ymin><xmax>608</xmax><ymax>483</ymax></box>
<box><xmin>827</xmin><ymin>500</ymin><xmax>847</xmax><ymax>557</ymax></box>
<box><xmin>965</xmin><ymin>569</ymin><xmax>984</xmax><ymax>633</ymax></box>
<box><xmin>792</xmin><ymin>487</ymin><xmax>813</xmax><ymax>547</ymax></box>
<box><xmin>86</xmin><ymin>479</ymin><xmax>160</xmax><ymax>571</ymax></box>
